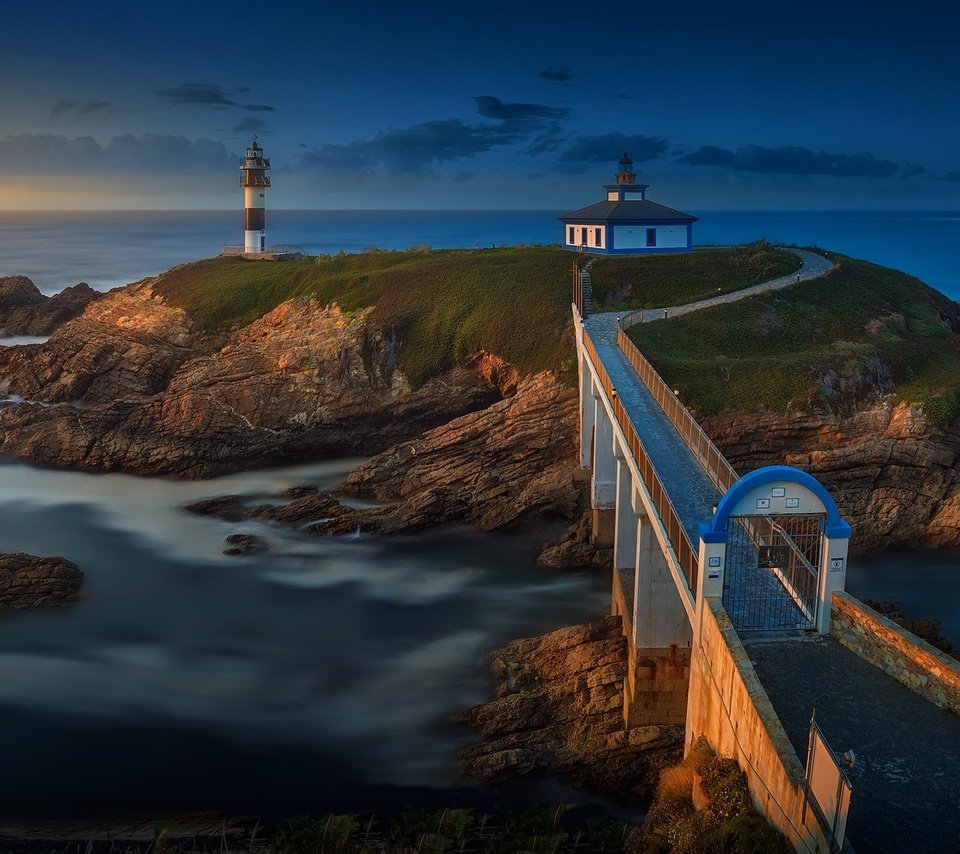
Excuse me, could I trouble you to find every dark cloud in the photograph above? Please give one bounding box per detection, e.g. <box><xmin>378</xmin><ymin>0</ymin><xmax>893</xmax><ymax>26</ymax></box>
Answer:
<box><xmin>300</xmin><ymin>118</ymin><xmax>526</xmax><ymax>175</ymax></box>
<box><xmin>678</xmin><ymin>145</ymin><xmax>736</xmax><ymax>166</ymax></box>
<box><xmin>154</xmin><ymin>83</ymin><xmax>275</xmax><ymax>112</ymax></box>
<box><xmin>943</xmin><ymin>172</ymin><xmax>960</xmax><ymax>182</ymax></box>
<box><xmin>475</xmin><ymin>96</ymin><xmax>568</xmax><ymax>121</ymax></box>
<box><xmin>538</xmin><ymin>66</ymin><xmax>573</xmax><ymax>82</ymax></box>
<box><xmin>558</xmin><ymin>133</ymin><xmax>669</xmax><ymax>164</ymax></box>
<box><xmin>49</xmin><ymin>99</ymin><xmax>113</xmax><ymax>120</ymax></box>
<box><xmin>679</xmin><ymin>144</ymin><xmax>899</xmax><ymax>177</ymax></box>
<box><xmin>234</xmin><ymin>117</ymin><xmax>268</xmax><ymax>133</ymax></box>
<box><xmin>901</xmin><ymin>163</ymin><xmax>927</xmax><ymax>179</ymax></box>
<box><xmin>0</xmin><ymin>133</ymin><xmax>236</xmax><ymax>172</ymax></box>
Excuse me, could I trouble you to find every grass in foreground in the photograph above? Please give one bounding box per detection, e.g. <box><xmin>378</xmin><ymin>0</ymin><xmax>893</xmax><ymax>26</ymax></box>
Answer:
<box><xmin>588</xmin><ymin>241</ymin><xmax>801</xmax><ymax>311</ymax></box>
<box><xmin>629</xmin><ymin>254</ymin><xmax>960</xmax><ymax>424</ymax></box>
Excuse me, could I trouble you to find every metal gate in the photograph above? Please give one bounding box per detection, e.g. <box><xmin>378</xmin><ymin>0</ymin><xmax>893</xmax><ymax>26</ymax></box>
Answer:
<box><xmin>723</xmin><ymin>513</ymin><xmax>824</xmax><ymax>632</ymax></box>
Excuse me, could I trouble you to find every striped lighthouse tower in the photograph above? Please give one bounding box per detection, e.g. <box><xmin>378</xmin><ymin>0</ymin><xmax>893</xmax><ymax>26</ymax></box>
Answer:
<box><xmin>240</xmin><ymin>138</ymin><xmax>271</xmax><ymax>254</ymax></box>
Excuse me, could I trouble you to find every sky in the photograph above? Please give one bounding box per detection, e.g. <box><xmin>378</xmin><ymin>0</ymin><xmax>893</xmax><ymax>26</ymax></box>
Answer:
<box><xmin>2</xmin><ymin>0</ymin><xmax>959</xmax><ymax>210</ymax></box>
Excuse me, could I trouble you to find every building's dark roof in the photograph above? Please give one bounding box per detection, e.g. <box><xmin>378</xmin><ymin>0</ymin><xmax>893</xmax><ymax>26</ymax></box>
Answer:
<box><xmin>559</xmin><ymin>199</ymin><xmax>698</xmax><ymax>223</ymax></box>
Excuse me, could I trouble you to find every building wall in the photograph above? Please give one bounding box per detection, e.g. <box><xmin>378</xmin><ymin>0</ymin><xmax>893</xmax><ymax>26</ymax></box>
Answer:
<box><xmin>614</xmin><ymin>224</ymin><xmax>688</xmax><ymax>249</ymax></box>
<box><xmin>831</xmin><ymin>592</ymin><xmax>960</xmax><ymax>715</ymax></box>
<box><xmin>565</xmin><ymin>224</ymin><xmax>606</xmax><ymax>249</ymax></box>
<box><xmin>686</xmin><ymin>598</ymin><xmax>831</xmax><ymax>852</ymax></box>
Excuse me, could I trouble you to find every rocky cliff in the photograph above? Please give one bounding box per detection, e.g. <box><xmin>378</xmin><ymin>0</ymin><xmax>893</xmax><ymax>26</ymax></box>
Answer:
<box><xmin>0</xmin><ymin>283</ymin><xmax>505</xmax><ymax>477</ymax></box>
<box><xmin>0</xmin><ymin>275</ymin><xmax>99</xmax><ymax>336</ymax></box>
<box><xmin>453</xmin><ymin>616</ymin><xmax>683</xmax><ymax>796</ymax></box>
<box><xmin>703</xmin><ymin>402</ymin><xmax>960</xmax><ymax>552</ymax></box>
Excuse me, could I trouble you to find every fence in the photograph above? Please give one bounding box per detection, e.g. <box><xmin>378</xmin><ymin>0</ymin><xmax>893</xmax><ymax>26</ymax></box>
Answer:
<box><xmin>581</xmin><ymin>329</ymin><xmax>699</xmax><ymax>593</ymax></box>
<box><xmin>616</xmin><ymin>320</ymin><xmax>738</xmax><ymax>495</ymax></box>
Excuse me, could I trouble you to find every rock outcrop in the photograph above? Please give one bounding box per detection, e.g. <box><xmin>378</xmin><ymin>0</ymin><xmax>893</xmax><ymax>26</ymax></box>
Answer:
<box><xmin>0</xmin><ymin>288</ymin><xmax>503</xmax><ymax>477</ymax></box>
<box><xmin>702</xmin><ymin>402</ymin><xmax>960</xmax><ymax>552</ymax></box>
<box><xmin>0</xmin><ymin>553</ymin><xmax>84</xmax><ymax>609</ymax></box>
<box><xmin>186</xmin><ymin>371</ymin><xmax>584</xmax><ymax>535</ymax></box>
<box><xmin>0</xmin><ymin>276</ymin><xmax>99</xmax><ymax>336</ymax></box>
<box><xmin>453</xmin><ymin>616</ymin><xmax>683</xmax><ymax>796</ymax></box>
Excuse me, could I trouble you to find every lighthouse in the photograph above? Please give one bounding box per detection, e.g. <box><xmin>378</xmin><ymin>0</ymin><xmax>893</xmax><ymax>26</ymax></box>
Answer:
<box><xmin>559</xmin><ymin>153</ymin><xmax>698</xmax><ymax>253</ymax></box>
<box><xmin>240</xmin><ymin>138</ymin><xmax>270</xmax><ymax>254</ymax></box>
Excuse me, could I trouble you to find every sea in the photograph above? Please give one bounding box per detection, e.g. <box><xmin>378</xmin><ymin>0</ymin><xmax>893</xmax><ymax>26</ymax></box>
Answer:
<box><xmin>0</xmin><ymin>209</ymin><xmax>958</xmax><ymax>818</ymax></box>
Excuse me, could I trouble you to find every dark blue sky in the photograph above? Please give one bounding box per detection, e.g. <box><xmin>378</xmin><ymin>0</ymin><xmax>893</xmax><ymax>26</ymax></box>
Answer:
<box><xmin>3</xmin><ymin>0</ymin><xmax>958</xmax><ymax>209</ymax></box>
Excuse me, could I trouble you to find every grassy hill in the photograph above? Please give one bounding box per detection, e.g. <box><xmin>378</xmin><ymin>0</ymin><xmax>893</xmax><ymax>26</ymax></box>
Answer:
<box><xmin>154</xmin><ymin>244</ymin><xmax>796</xmax><ymax>388</ymax></box>
<box><xmin>628</xmin><ymin>254</ymin><xmax>960</xmax><ymax>425</ymax></box>
<box><xmin>588</xmin><ymin>241</ymin><xmax>800</xmax><ymax>310</ymax></box>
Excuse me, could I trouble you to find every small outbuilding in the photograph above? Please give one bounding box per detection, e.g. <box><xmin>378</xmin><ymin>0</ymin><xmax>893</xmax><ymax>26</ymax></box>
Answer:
<box><xmin>559</xmin><ymin>153</ymin><xmax>698</xmax><ymax>253</ymax></box>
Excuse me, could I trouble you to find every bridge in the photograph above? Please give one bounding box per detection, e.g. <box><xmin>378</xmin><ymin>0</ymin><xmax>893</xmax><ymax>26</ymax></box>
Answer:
<box><xmin>572</xmin><ymin>253</ymin><xmax>960</xmax><ymax>853</ymax></box>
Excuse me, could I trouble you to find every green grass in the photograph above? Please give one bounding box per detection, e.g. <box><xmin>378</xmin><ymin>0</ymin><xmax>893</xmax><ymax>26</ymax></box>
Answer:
<box><xmin>588</xmin><ymin>241</ymin><xmax>801</xmax><ymax>311</ymax></box>
<box><xmin>153</xmin><ymin>247</ymin><xmax>577</xmax><ymax>388</ymax></box>
<box><xmin>628</xmin><ymin>254</ymin><xmax>960</xmax><ymax>424</ymax></box>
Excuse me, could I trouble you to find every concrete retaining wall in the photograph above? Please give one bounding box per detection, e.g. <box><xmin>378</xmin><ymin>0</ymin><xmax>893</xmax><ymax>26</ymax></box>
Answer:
<box><xmin>686</xmin><ymin>598</ymin><xmax>830</xmax><ymax>853</ymax></box>
<box><xmin>831</xmin><ymin>592</ymin><xmax>960</xmax><ymax>716</ymax></box>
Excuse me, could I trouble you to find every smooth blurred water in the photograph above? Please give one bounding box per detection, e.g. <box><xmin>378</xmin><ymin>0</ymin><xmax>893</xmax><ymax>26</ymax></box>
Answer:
<box><xmin>0</xmin><ymin>209</ymin><xmax>957</xmax><ymax>299</ymax></box>
<box><xmin>0</xmin><ymin>457</ymin><xmax>609</xmax><ymax>815</ymax></box>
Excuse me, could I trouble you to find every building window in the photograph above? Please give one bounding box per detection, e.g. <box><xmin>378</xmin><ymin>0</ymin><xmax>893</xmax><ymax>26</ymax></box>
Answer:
<box><xmin>569</xmin><ymin>226</ymin><xmax>574</xmax><ymax>244</ymax></box>
<box><xmin>646</xmin><ymin>228</ymin><xmax>657</xmax><ymax>247</ymax></box>
<box><xmin>595</xmin><ymin>228</ymin><xmax>602</xmax><ymax>246</ymax></box>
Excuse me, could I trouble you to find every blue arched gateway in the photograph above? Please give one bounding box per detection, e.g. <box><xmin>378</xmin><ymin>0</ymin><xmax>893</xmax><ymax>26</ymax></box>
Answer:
<box><xmin>697</xmin><ymin>466</ymin><xmax>853</xmax><ymax>634</ymax></box>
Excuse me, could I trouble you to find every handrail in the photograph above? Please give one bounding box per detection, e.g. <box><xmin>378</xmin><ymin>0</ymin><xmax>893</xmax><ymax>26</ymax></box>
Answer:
<box><xmin>616</xmin><ymin>318</ymin><xmax>739</xmax><ymax>494</ymax></box>
<box><xmin>581</xmin><ymin>329</ymin><xmax>699</xmax><ymax>593</ymax></box>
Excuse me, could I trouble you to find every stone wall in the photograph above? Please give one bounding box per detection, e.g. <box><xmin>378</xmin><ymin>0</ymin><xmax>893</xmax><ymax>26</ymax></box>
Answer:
<box><xmin>831</xmin><ymin>592</ymin><xmax>960</xmax><ymax>716</ymax></box>
<box><xmin>685</xmin><ymin>598</ymin><xmax>830</xmax><ymax>853</ymax></box>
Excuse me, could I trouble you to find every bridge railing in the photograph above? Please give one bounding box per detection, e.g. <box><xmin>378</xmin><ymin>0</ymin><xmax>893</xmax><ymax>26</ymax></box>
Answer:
<box><xmin>582</xmin><ymin>329</ymin><xmax>699</xmax><ymax>593</ymax></box>
<box><xmin>616</xmin><ymin>320</ymin><xmax>739</xmax><ymax>495</ymax></box>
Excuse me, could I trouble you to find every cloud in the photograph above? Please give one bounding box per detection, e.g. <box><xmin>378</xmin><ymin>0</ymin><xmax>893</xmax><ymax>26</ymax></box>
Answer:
<box><xmin>49</xmin><ymin>99</ymin><xmax>113</xmax><ymax>120</ymax></box>
<box><xmin>538</xmin><ymin>66</ymin><xmax>573</xmax><ymax>82</ymax></box>
<box><xmin>0</xmin><ymin>134</ymin><xmax>236</xmax><ymax>173</ymax></box>
<box><xmin>558</xmin><ymin>133</ymin><xmax>669</xmax><ymax>164</ymax></box>
<box><xmin>679</xmin><ymin>144</ymin><xmax>899</xmax><ymax>177</ymax></box>
<box><xmin>474</xmin><ymin>96</ymin><xmax>568</xmax><ymax>121</ymax></box>
<box><xmin>900</xmin><ymin>163</ymin><xmax>927</xmax><ymax>179</ymax></box>
<box><xmin>154</xmin><ymin>83</ymin><xmax>275</xmax><ymax>112</ymax></box>
<box><xmin>300</xmin><ymin>118</ymin><xmax>525</xmax><ymax>174</ymax></box>
<box><xmin>234</xmin><ymin>117</ymin><xmax>268</xmax><ymax>134</ymax></box>
<box><xmin>943</xmin><ymin>172</ymin><xmax>960</xmax><ymax>182</ymax></box>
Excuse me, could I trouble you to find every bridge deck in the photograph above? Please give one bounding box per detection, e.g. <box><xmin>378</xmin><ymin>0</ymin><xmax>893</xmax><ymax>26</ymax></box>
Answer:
<box><xmin>747</xmin><ymin>636</ymin><xmax>960</xmax><ymax>854</ymax></box>
<box><xmin>583</xmin><ymin>312</ymin><xmax>720</xmax><ymax>547</ymax></box>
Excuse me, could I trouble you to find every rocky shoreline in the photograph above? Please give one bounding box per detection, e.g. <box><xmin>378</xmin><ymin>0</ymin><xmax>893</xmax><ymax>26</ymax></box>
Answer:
<box><xmin>2</xmin><ymin>272</ymin><xmax>960</xmax><ymax>552</ymax></box>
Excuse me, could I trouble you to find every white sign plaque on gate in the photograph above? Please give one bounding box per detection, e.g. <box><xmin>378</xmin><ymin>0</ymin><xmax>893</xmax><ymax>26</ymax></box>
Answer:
<box><xmin>830</xmin><ymin>557</ymin><xmax>845</xmax><ymax>572</ymax></box>
<box><xmin>771</xmin><ymin>487</ymin><xmax>786</xmax><ymax>498</ymax></box>
<box><xmin>708</xmin><ymin>556</ymin><xmax>722</xmax><ymax>568</ymax></box>
<box><xmin>785</xmin><ymin>497</ymin><xmax>801</xmax><ymax>509</ymax></box>
<box><xmin>756</xmin><ymin>498</ymin><xmax>771</xmax><ymax>510</ymax></box>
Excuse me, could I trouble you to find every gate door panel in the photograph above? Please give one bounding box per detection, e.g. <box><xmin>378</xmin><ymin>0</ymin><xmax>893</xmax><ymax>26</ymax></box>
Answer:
<box><xmin>722</xmin><ymin>513</ymin><xmax>824</xmax><ymax>633</ymax></box>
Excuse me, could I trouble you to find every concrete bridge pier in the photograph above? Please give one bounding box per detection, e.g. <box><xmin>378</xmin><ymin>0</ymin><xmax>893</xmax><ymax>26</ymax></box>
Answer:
<box><xmin>578</xmin><ymin>357</ymin><xmax>595</xmax><ymax>470</ymax></box>
<box><xmin>628</xmin><ymin>509</ymin><xmax>692</xmax><ymax>726</ymax></box>
<box><xmin>590</xmin><ymin>396</ymin><xmax>617</xmax><ymax>547</ymax></box>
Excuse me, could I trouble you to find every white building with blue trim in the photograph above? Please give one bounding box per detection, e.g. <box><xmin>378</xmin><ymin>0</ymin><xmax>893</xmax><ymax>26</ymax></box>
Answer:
<box><xmin>560</xmin><ymin>154</ymin><xmax>698</xmax><ymax>254</ymax></box>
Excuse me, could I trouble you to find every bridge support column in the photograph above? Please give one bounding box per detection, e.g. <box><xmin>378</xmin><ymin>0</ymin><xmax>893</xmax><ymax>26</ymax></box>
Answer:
<box><xmin>578</xmin><ymin>361</ymin><xmax>595</xmax><ymax>469</ymax></box>
<box><xmin>590</xmin><ymin>399</ymin><xmax>616</xmax><ymax>547</ymax></box>
<box><xmin>613</xmin><ymin>458</ymin><xmax>637</xmax><ymax>570</ymax></box>
<box><xmin>623</xmin><ymin>513</ymin><xmax>692</xmax><ymax>727</ymax></box>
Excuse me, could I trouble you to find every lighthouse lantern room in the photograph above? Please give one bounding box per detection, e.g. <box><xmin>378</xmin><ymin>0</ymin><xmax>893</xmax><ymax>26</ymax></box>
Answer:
<box><xmin>241</xmin><ymin>138</ymin><xmax>271</xmax><ymax>254</ymax></box>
